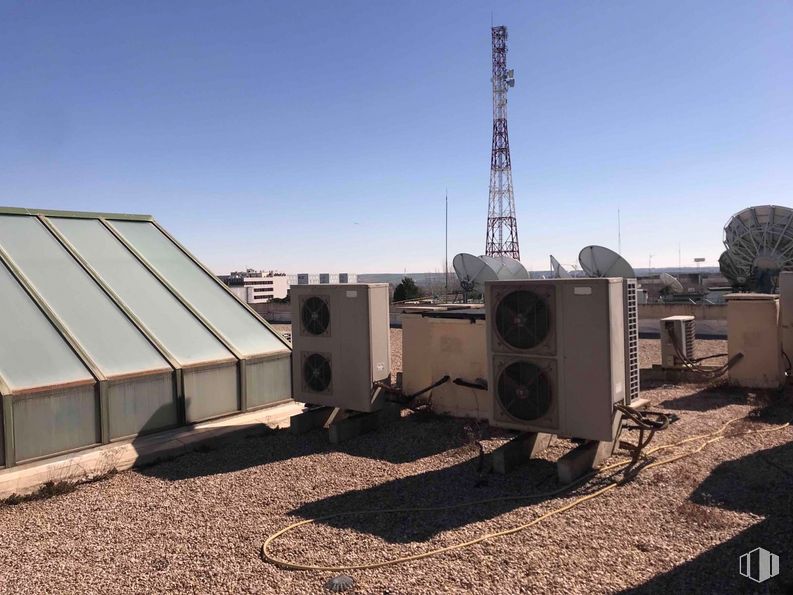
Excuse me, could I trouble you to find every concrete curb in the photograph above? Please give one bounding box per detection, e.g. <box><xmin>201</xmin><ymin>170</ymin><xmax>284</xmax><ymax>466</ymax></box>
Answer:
<box><xmin>0</xmin><ymin>401</ymin><xmax>304</xmax><ymax>500</ymax></box>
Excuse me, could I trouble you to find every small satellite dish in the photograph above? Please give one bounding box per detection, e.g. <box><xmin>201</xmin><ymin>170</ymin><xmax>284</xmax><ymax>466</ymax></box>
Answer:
<box><xmin>660</xmin><ymin>272</ymin><xmax>684</xmax><ymax>294</ymax></box>
<box><xmin>550</xmin><ymin>255</ymin><xmax>572</xmax><ymax>279</ymax></box>
<box><xmin>453</xmin><ymin>253</ymin><xmax>498</xmax><ymax>296</ymax></box>
<box><xmin>578</xmin><ymin>245</ymin><xmax>636</xmax><ymax>278</ymax></box>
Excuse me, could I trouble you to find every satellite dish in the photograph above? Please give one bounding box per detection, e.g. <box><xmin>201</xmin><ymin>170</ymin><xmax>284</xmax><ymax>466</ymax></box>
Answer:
<box><xmin>478</xmin><ymin>255</ymin><xmax>529</xmax><ymax>280</ymax></box>
<box><xmin>660</xmin><ymin>272</ymin><xmax>684</xmax><ymax>294</ymax></box>
<box><xmin>722</xmin><ymin>205</ymin><xmax>793</xmax><ymax>291</ymax></box>
<box><xmin>578</xmin><ymin>246</ymin><xmax>636</xmax><ymax>278</ymax></box>
<box><xmin>550</xmin><ymin>255</ymin><xmax>572</xmax><ymax>279</ymax></box>
<box><xmin>498</xmin><ymin>256</ymin><xmax>530</xmax><ymax>280</ymax></box>
<box><xmin>453</xmin><ymin>253</ymin><xmax>498</xmax><ymax>296</ymax></box>
<box><xmin>478</xmin><ymin>255</ymin><xmax>507</xmax><ymax>279</ymax></box>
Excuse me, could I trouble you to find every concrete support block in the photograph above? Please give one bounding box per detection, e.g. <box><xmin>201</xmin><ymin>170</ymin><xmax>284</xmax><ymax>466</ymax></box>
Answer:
<box><xmin>490</xmin><ymin>432</ymin><xmax>554</xmax><ymax>475</ymax></box>
<box><xmin>557</xmin><ymin>412</ymin><xmax>623</xmax><ymax>484</ymax></box>
<box><xmin>327</xmin><ymin>402</ymin><xmax>401</xmax><ymax>444</ymax></box>
<box><xmin>289</xmin><ymin>406</ymin><xmax>334</xmax><ymax>435</ymax></box>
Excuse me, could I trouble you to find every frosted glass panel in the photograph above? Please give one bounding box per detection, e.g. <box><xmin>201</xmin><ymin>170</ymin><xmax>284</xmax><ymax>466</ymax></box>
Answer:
<box><xmin>110</xmin><ymin>220</ymin><xmax>287</xmax><ymax>357</ymax></box>
<box><xmin>52</xmin><ymin>218</ymin><xmax>234</xmax><ymax>367</ymax></box>
<box><xmin>0</xmin><ymin>216</ymin><xmax>169</xmax><ymax>377</ymax></box>
<box><xmin>0</xmin><ymin>262</ymin><xmax>93</xmax><ymax>393</ymax></box>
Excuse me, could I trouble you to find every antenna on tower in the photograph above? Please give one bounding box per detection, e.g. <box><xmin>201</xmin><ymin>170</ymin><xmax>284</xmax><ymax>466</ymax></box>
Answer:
<box><xmin>485</xmin><ymin>25</ymin><xmax>520</xmax><ymax>260</ymax></box>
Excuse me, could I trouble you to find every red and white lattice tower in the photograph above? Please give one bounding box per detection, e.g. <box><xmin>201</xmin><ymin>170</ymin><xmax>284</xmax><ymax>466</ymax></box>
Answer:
<box><xmin>485</xmin><ymin>26</ymin><xmax>520</xmax><ymax>259</ymax></box>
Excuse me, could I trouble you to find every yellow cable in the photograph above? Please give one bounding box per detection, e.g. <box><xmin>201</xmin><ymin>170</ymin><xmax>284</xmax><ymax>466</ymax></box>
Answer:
<box><xmin>261</xmin><ymin>416</ymin><xmax>789</xmax><ymax>572</ymax></box>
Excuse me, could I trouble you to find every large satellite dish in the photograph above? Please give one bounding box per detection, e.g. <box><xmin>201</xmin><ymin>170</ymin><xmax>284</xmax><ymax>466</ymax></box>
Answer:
<box><xmin>453</xmin><ymin>253</ymin><xmax>498</xmax><ymax>295</ymax></box>
<box><xmin>721</xmin><ymin>205</ymin><xmax>793</xmax><ymax>291</ymax></box>
<box><xmin>660</xmin><ymin>272</ymin><xmax>684</xmax><ymax>294</ymax></box>
<box><xmin>478</xmin><ymin>255</ymin><xmax>507</xmax><ymax>279</ymax></box>
<box><xmin>550</xmin><ymin>255</ymin><xmax>572</xmax><ymax>279</ymax></box>
<box><xmin>497</xmin><ymin>256</ymin><xmax>530</xmax><ymax>280</ymax></box>
<box><xmin>578</xmin><ymin>246</ymin><xmax>636</xmax><ymax>278</ymax></box>
<box><xmin>478</xmin><ymin>255</ymin><xmax>529</xmax><ymax>280</ymax></box>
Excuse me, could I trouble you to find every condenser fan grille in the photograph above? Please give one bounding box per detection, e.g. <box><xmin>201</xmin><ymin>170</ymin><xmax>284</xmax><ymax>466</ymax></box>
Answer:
<box><xmin>303</xmin><ymin>353</ymin><xmax>332</xmax><ymax>392</ymax></box>
<box><xmin>301</xmin><ymin>296</ymin><xmax>330</xmax><ymax>335</ymax></box>
<box><xmin>495</xmin><ymin>290</ymin><xmax>550</xmax><ymax>349</ymax></box>
<box><xmin>497</xmin><ymin>361</ymin><xmax>552</xmax><ymax>421</ymax></box>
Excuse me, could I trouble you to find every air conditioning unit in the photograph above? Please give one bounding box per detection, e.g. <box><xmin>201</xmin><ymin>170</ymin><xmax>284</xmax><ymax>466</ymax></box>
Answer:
<box><xmin>290</xmin><ymin>283</ymin><xmax>390</xmax><ymax>412</ymax></box>
<box><xmin>660</xmin><ymin>315</ymin><xmax>695</xmax><ymax>368</ymax></box>
<box><xmin>486</xmin><ymin>278</ymin><xmax>633</xmax><ymax>442</ymax></box>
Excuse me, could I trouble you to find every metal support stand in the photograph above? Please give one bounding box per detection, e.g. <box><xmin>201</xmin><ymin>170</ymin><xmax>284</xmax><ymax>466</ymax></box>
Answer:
<box><xmin>289</xmin><ymin>388</ymin><xmax>403</xmax><ymax>443</ymax></box>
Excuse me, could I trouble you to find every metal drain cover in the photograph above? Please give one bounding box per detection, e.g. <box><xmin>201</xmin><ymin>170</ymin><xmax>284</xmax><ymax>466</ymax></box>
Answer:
<box><xmin>325</xmin><ymin>575</ymin><xmax>355</xmax><ymax>592</ymax></box>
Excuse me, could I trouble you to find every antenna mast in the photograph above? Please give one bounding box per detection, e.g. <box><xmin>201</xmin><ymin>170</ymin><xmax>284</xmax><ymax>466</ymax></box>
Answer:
<box><xmin>485</xmin><ymin>25</ymin><xmax>520</xmax><ymax>259</ymax></box>
<box><xmin>445</xmin><ymin>189</ymin><xmax>449</xmax><ymax>297</ymax></box>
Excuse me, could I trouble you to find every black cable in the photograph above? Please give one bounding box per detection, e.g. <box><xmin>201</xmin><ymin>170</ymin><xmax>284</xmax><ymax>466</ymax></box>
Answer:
<box><xmin>453</xmin><ymin>378</ymin><xmax>488</xmax><ymax>391</ymax></box>
<box><xmin>378</xmin><ymin>375</ymin><xmax>451</xmax><ymax>406</ymax></box>
<box><xmin>690</xmin><ymin>353</ymin><xmax>729</xmax><ymax>363</ymax></box>
<box><xmin>667</xmin><ymin>327</ymin><xmax>742</xmax><ymax>378</ymax></box>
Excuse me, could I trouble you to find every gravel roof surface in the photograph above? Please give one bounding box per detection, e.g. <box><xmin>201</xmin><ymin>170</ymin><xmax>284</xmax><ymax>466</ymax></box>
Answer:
<box><xmin>1</xmin><ymin>335</ymin><xmax>792</xmax><ymax>594</ymax></box>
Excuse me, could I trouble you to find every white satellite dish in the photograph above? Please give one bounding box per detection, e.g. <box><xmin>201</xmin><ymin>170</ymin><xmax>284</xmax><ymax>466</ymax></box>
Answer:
<box><xmin>478</xmin><ymin>255</ymin><xmax>507</xmax><ymax>279</ymax></box>
<box><xmin>578</xmin><ymin>245</ymin><xmax>636</xmax><ymax>278</ymax></box>
<box><xmin>550</xmin><ymin>255</ymin><xmax>572</xmax><ymax>279</ymax></box>
<box><xmin>498</xmin><ymin>256</ymin><xmax>530</xmax><ymax>280</ymax></box>
<box><xmin>453</xmin><ymin>253</ymin><xmax>498</xmax><ymax>295</ymax></box>
<box><xmin>660</xmin><ymin>272</ymin><xmax>684</xmax><ymax>294</ymax></box>
<box><xmin>478</xmin><ymin>255</ymin><xmax>529</xmax><ymax>281</ymax></box>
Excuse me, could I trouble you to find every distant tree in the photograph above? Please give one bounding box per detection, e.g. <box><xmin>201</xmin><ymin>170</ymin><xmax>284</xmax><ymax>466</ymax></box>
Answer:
<box><xmin>393</xmin><ymin>277</ymin><xmax>421</xmax><ymax>302</ymax></box>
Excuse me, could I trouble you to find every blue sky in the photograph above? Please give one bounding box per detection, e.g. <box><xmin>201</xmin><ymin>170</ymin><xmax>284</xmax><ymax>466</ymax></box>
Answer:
<box><xmin>1</xmin><ymin>1</ymin><xmax>791</xmax><ymax>274</ymax></box>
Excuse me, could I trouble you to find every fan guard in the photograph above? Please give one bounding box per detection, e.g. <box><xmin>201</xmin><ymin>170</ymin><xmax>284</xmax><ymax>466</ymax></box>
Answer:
<box><xmin>303</xmin><ymin>353</ymin><xmax>332</xmax><ymax>392</ymax></box>
<box><xmin>496</xmin><ymin>361</ymin><xmax>552</xmax><ymax>421</ymax></box>
<box><xmin>495</xmin><ymin>290</ymin><xmax>551</xmax><ymax>349</ymax></box>
<box><xmin>301</xmin><ymin>296</ymin><xmax>330</xmax><ymax>335</ymax></box>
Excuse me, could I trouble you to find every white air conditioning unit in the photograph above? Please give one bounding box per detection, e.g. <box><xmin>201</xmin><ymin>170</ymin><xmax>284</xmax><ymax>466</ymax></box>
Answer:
<box><xmin>486</xmin><ymin>278</ymin><xmax>633</xmax><ymax>442</ymax></box>
<box><xmin>660</xmin><ymin>315</ymin><xmax>695</xmax><ymax>368</ymax></box>
<box><xmin>290</xmin><ymin>283</ymin><xmax>391</xmax><ymax>412</ymax></box>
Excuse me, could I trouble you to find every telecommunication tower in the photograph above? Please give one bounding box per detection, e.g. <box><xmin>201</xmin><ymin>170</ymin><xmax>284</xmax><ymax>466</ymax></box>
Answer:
<box><xmin>485</xmin><ymin>25</ymin><xmax>520</xmax><ymax>259</ymax></box>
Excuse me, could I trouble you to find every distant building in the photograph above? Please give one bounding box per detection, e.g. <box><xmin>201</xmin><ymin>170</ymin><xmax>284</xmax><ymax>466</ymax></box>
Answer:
<box><xmin>219</xmin><ymin>269</ymin><xmax>289</xmax><ymax>304</ymax></box>
<box><xmin>287</xmin><ymin>273</ymin><xmax>357</xmax><ymax>286</ymax></box>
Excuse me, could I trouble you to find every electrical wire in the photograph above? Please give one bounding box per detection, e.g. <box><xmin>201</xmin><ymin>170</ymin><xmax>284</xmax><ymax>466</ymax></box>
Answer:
<box><xmin>376</xmin><ymin>375</ymin><xmax>451</xmax><ymax>406</ymax></box>
<box><xmin>260</xmin><ymin>416</ymin><xmax>790</xmax><ymax>572</ymax></box>
<box><xmin>783</xmin><ymin>350</ymin><xmax>792</xmax><ymax>378</ymax></box>
<box><xmin>667</xmin><ymin>327</ymin><xmax>742</xmax><ymax>379</ymax></box>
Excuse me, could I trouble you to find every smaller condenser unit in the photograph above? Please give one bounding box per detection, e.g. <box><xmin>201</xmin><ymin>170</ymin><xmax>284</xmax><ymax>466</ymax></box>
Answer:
<box><xmin>290</xmin><ymin>283</ymin><xmax>390</xmax><ymax>412</ymax></box>
<box><xmin>486</xmin><ymin>278</ymin><xmax>631</xmax><ymax>442</ymax></box>
<box><xmin>660</xmin><ymin>315</ymin><xmax>695</xmax><ymax>368</ymax></box>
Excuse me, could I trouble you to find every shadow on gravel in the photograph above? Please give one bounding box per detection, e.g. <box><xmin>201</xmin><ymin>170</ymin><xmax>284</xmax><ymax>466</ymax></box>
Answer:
<box><xmin>287</xmin><ymin>454</ymin><xmax>575</xmax><ymax>543</ymax></box>
<box><xmin>134</xmin><ymin>410</ymin><xmax>477</xmax><ymax>482</ymax></box>
<box><xmin>656</xmin><ymin>383</ymin><xmax>750</xmax><ymax>413</ymax></box>
<box><xmin>623</xmin><ymin>402</ymin><xmax>793</xmax><ymax>594</ymax></box>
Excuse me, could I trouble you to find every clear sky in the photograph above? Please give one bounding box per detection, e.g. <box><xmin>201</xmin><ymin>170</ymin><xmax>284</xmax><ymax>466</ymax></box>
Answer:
<box><xmin>1</xmin><ymin>1</ymin><xmax>792</xmax><ymax>274</ymax></box>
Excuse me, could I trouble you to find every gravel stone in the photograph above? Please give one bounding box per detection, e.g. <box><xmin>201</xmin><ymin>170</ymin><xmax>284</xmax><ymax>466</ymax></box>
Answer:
<box><xmin>0</xmin><ymin>335</ymin><xmax>791</xmax><ymax>594</ymax></box>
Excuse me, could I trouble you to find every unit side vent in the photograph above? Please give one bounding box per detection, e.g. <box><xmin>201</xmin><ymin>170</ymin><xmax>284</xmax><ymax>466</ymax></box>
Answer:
<box><xmin>684</xmin><ymin>318</ymin><xmax>696</xmax><ymax>361</ymax></box>
<box><xmin>625</xmin><ymin>279</ymin><xmax>639</xmax><ymax>405</ymax></box>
